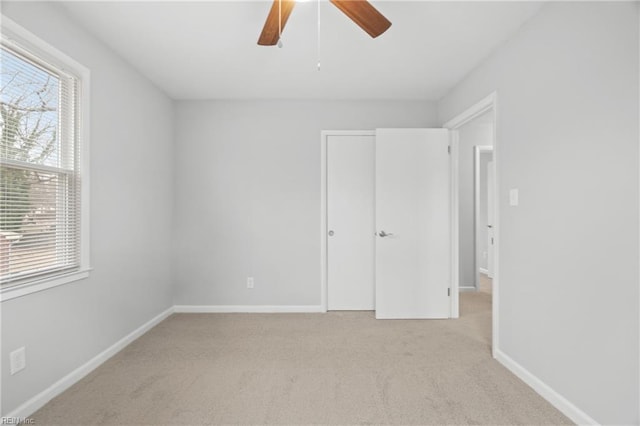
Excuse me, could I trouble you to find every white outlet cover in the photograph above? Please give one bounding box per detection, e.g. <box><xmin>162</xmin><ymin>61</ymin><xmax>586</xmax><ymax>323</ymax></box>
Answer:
<box><xmin>247</xmin><ymin>277</ymin><xmax>254</xmax><ymax>289</ymax></box>
<box><xmin>10</xmin><ymin>347</ymin><xmax>26</xmax><ymax>375</ymax></box>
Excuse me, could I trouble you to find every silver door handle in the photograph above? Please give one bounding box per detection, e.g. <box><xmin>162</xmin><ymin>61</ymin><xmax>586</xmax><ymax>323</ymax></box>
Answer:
<box><xmin>487</xmin><ymin>225</ymin><xmax>493</xmax><ymax>228</ymax></box>
<box><xmin>378</xmin><ymin>230</ymin><xmax>394</xmax><ymax>237</ymax></box>
<box><xmin>328</xmin><ymin>230</ymin><xmax>334</xmax><ymax>236</ymax></box>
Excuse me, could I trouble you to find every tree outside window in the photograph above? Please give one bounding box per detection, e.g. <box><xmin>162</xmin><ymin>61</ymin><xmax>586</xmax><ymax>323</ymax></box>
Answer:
<box><xmin>1</xmin><ymin>46</ymin><xmax>70</xmax><ymax>282</ymax></box>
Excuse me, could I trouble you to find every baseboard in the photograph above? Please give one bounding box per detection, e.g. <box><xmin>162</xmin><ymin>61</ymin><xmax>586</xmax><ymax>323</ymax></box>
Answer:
<box><xmin>4</xmin><ymin>306</ymin><xmax>600</xmax><ymax>425</ymax></box>
<box><xmin>5</xmin><ymin>306</ymin><xmax>174</xmax><ymax>419</ymax></box>
<box><xmin>495</xmin><ymin>349</ymin><xmax>598</xmax><ymax>425</ymax></box>
<box><xmin>459</xmin><ymin>286</ymin><xmax>477</xmax><ymax>292</ymax></box>
<box><xmin>174</xmin><ymin>305</ymin><xmax>324</xmax><ymax>313</ymax></box>
<box><xmin>479</xmin><ymin>268</ymin><xmax>489</xmax><ymax>275</ymax></box>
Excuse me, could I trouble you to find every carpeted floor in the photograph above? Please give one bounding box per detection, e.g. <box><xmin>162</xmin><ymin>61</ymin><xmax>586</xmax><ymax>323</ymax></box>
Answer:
<box><xmin>32</xmin><ymin>276</ymin><xmax>571</xmax><ymax>425</ymax></box>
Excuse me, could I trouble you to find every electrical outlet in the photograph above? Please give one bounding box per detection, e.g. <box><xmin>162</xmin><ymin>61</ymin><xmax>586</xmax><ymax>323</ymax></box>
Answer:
<box><xmin>247</xmin><ymin>277</ymin><xmax>254</xmax><ymax>289</ymax></box>
<box><xmin>10</xmin><ymin>347</ymin><xmax>26</xmax><ymax>375</ymax></box>
<box><xmin>483</xmin><ymin>251</ymin><xmax>487</xmax><ymax>259</ymax></box>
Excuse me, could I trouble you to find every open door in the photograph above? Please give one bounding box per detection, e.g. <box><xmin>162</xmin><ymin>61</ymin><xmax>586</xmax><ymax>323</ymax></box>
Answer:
<box><xmin>487</xmin><ymin>161</ymin><xmax>495</xmax><ymax>279</ymax></box>
<box><xmin>375</xmin><ymin>128</ymin><xmax>451</xmax><ymax>319</ymax></box>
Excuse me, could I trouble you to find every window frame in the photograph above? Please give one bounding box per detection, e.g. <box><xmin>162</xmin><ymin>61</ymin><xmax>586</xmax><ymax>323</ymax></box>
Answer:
<box><xmin>0</xmin><ymin>16</ymin><xmax>91</xmax><ymax>302</ymax></box>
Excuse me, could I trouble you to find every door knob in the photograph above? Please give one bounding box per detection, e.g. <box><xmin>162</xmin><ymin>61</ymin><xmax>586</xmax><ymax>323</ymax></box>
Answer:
<box><xmin>328</xmin><ymin>230</ymin><xmax>334</xmax><ymax>236</ymax></box>
<box><xmin>378</xmin><ymin>230</ymin><xmax>394</xmax><ymax>237</ymax></box>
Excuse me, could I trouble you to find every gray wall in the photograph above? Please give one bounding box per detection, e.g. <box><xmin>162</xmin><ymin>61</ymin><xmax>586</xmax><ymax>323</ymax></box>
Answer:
<box><xmin>173</xmin><ymin>100</ymin><xmax>437</xmax><ymax>306</ymax></box>
<box><xmin>439</xmin><ymin>2</ymin><xmax>639</xmax><ymax>424</ymax></box>
<box><xmin>456</xmin><ymin>112</ymin><xmax>493</xmax><ymax>287</ymax></box>
<box><xmin>1</xmin><ymin>2</ymin><xmax>175</xmax><ymax>415</ymax></box>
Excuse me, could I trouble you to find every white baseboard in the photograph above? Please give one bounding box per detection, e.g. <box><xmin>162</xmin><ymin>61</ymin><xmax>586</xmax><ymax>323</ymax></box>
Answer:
<box><xmin>494</xmin><ymin>349</ymin><xmax>598</xmax><ymax>425</ymax></box>
<box><xmin>8</xmin><ymin>306</ymin><xmax>597</xmax><ymax>426</ymax></box>
<box><xmin>459</xmin><ymin>286</ymin><xmax>477</xmax><ymax>292</ymax></box>
<box><xmin>5</xmin><ymin>306</ymin><xmax>174</xmax><ymax>420</ymax></box>
<box><xmin>479</xmin><ymin>268</ymin><xmax>489</xmax><ymax>275</ymax></box>
<box><xmin>174</xmin><ymin>305</ymin><xmax>324</xmax><ymax>313</ymax></box>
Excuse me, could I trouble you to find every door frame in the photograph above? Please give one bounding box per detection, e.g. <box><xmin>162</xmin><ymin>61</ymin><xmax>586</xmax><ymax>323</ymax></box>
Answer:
<box><xmin>474</xmin><ymin>145</ymin><xmax>494</xmax><ymax>289</ymax></box>
<box><xmin>321</xmin><ymin>128</ymin><xmax>458</xmax><ymax>318</ymax></box>
<box><xmin>443</xmin><ymin>92</ymin><xmax>499</xmax><ymax>356</ymax></box>
<box><xmin>320</xmin><ymin>130</ymin><xmax>376</xmax><ymax>313</ymax></box>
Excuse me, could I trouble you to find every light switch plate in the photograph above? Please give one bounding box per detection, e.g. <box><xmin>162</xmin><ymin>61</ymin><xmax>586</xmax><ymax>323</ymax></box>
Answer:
<box><xmin>509</xmin><ymin>189</ymin><xmax>519</xmax><ymax>206</ymax></box>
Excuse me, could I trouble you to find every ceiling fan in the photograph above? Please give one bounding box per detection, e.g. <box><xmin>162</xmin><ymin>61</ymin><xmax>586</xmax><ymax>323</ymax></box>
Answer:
<box><xmin>257</xmin><ymin>0</ymin><xmax>391</xmax><ymax>46</ymax></box>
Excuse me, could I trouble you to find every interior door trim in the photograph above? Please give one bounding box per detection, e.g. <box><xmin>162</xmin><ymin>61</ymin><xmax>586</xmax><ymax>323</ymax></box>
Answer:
<box><xmin>443</xmin><ymin>91</ymin><xmax>498</xmax><ymax>354</ymax></box>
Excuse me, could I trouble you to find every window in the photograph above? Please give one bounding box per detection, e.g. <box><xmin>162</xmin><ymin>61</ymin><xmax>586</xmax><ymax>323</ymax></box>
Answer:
<box><xmin>0</xmin><ymin>19</ymin><xmax>89</xmax><ymax>300</ymax></box>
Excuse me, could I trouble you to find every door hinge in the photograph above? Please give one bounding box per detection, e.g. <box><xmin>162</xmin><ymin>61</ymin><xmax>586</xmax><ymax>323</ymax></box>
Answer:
<box><xmin>448</xmin><ymin>145</ymin><xmax>451</xmax><ymax>154</ymax></box>
<box><xmin>448</xmin><ymin>288</ymin><xmax>451</xmax><ymax>297</ymax></box>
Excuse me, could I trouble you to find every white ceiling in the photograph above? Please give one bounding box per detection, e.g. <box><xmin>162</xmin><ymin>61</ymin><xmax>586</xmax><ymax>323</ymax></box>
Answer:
<box><xmin>59</xmin><ymin>1</ymin><xmax>543</xmax><ymax>100</ymax></box>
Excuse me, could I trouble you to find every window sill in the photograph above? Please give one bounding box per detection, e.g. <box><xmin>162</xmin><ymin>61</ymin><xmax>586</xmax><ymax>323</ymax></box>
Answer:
<box><xmin>0</xmin><ymin>268</ymin><xmax>92</xmax><ymax>302</ymax></box>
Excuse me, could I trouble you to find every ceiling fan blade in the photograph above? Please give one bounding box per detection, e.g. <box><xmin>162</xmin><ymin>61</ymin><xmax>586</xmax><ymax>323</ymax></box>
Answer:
<box><xmin>258</xmin><ymin>0</ymin><xmax>296</xmax><ymax>46</ymax></box>
<box><xmin>330</xmin><ymin>0</ymin><xmax>391</xmax><ymax>38</ymax></box>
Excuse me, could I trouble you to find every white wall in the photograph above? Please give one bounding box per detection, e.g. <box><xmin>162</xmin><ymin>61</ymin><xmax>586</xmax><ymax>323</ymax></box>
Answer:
<box><xmin>439</xmin><ymin>3</ymin><xmax>639</xmax><ymax>424</ymax></box>
<box><xmin>1</xmin><ymin>2</ymin><xmax>174</xmax><ymax>415</ymax></box>
<box><xmin>456</xmin><ymin>112</ymin><xmax>493</xmax><ymax>288</ymax></box>
<box><xmin>173</xmin><ymin>100</ymin><xmax>437</xmax><ymax>306</ymax></box>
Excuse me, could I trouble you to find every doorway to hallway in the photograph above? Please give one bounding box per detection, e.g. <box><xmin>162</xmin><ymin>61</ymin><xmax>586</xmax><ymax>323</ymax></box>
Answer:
<box><xmin>444</xmin><ymin>93</ymin><xmax>498</xmax><ymax>355</ymax></box>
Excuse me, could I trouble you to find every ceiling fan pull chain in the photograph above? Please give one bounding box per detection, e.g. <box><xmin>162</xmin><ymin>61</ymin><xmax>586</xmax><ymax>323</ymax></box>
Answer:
<box><xmin>317</xmin><ymin>0</ymin><xmax>321</xmax><ymax>70</ymax></box>
<box><xmin>277</xmin><ymin>0</ymin><xmax>283</xmax><ymax>48</ymax></box>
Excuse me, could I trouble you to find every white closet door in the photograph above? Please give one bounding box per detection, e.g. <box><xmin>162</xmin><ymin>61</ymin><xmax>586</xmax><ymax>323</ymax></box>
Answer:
<box><xmin>327</xmin><ymin>135</ymin><xmax>375</xmax><ymax>310</ymax></box>
<box><xmin>375</xmin><ymin>128</ymin><xmax>451</xmax><ymax>319</ymax></box>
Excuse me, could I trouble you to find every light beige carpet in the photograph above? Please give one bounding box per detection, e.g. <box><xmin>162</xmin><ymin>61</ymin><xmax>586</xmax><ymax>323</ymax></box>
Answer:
<box><xmin>32</xmin><ymin>281</ymin><xmax>571</xmax><ymax>425</ymax></box>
